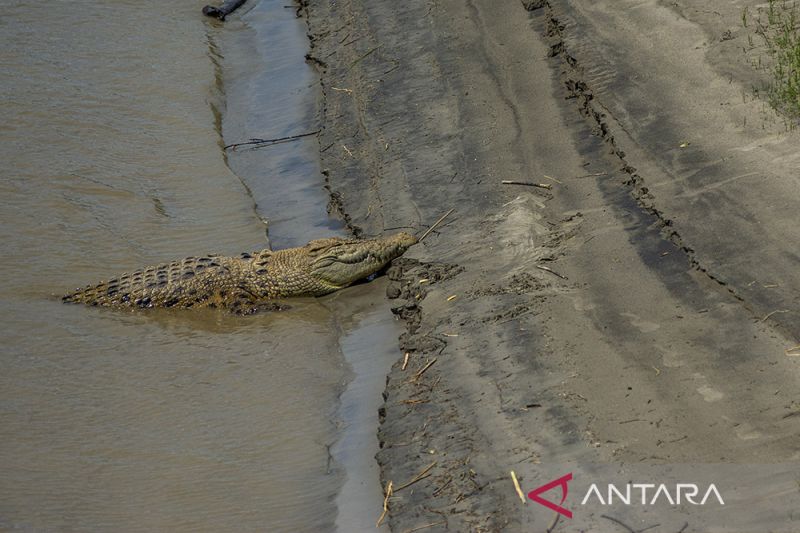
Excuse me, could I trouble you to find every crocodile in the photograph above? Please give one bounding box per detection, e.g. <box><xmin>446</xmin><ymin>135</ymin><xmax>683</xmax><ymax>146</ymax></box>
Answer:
<box><xmin>63</xmin><ymin>232</ymin><xmax>417</xmax><ymax>313</ymax></box>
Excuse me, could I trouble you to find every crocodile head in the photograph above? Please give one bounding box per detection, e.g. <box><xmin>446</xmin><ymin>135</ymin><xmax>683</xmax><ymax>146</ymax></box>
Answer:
<box><xmin>306</xmin><ymin>231</ymin><xmax>417</xmax><ymax>289</ymax></box>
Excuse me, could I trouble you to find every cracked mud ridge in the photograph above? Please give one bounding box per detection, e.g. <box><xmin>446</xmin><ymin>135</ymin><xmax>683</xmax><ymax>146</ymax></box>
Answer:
<box><xmin>299</xmin><ymin>0</ymin><xmax>800</xmax><ymax>530</ymax></box>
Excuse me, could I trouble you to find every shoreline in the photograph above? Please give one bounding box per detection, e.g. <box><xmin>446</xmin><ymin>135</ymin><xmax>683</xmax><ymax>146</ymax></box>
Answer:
<box><xmin>300</xmin><ymin>0</ymin><xmax>800</xmax><ymax>530</ymax></box>
<box><xmin>213</xmin><ymin>4</ymin><xmax>402</xmax><ymax>530</ymax></box>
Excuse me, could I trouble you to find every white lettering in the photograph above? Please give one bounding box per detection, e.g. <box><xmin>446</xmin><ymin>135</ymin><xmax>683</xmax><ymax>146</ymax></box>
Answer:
<box><xmin>578</xmin><ymin>482</ymin><xmax>724</xmax><ymax>507</ymax></box>
<box><xmin>581</xmin><ymin>483</ymin><xmax>606</xmax><ymax>505</ymax></box>
<box><xmin>632</xmin><ymin>483</ymin><xmax>655</xmax><ymax>504</ymax></box>
<box><xmin>701</xmin><ymin>484</ymin><xmax>725</xmax><ymax>505</ymax></box>
<box><xmin>607</xmin><ymin>484</ymin><xmax>631</xmax><ymax>505</ymax></box>
<box><xmin>677</xmin><ymin>484</ymin><xmax>699</xmax><ymax>505</ymax></box>
<box><xmin>650</xmin><ymin>484</ymin><xmax>676</xmax><ymax>505</ymax></box>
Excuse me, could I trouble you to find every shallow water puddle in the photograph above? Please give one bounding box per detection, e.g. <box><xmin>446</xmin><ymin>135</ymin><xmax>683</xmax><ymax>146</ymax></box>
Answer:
<box><xmin>217</xmin><ymin>1</ymin><xmax>397</xmax><ymax>529</ymax></box>
<box><xmin>324</xmin><ymin>281</ymin><xmax>402</xmax><ymax>533</ymax></box>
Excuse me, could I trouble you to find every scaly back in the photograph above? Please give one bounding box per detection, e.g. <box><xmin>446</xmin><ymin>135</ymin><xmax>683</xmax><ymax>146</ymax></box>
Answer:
<box><xmin>62</xmin><ymin>254</ymin><xmax>249</xmax><ymax>309</ymax></box>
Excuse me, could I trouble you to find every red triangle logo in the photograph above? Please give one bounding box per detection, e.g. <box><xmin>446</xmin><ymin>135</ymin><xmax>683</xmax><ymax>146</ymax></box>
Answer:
<box><xmin>527</xmin><ymin>473</ymin><xmax>573</xmax><ymax>518</ymax></box>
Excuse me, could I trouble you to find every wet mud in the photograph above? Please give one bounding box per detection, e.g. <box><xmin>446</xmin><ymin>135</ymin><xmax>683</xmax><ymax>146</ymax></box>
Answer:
<box><xmin>300</xmin><ymin>0</ymin><xmax>800</xmax><ymax>530</ymax></box>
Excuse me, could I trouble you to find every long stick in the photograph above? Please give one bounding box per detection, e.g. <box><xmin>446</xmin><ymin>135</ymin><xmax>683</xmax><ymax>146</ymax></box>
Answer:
<box><xmin>501</xmin><ymin>180</ymin><xmax>552</xmax><ymax>190</ymax></box>
<box><xmin>418</xmin><ymin>209</ymin><xmax>454</xmax><ymax>242</ymax></box>
<box><xmin>224</xmin><ymin>130</ymin><xmax>320</xmax><ymax>151</ymax></box>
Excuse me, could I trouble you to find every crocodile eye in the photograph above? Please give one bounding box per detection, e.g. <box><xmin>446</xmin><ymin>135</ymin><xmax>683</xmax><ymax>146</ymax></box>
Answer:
<box><xmin>307</xmin><ymin>237</ymin><xmax>346</xmax><ymax>255</ymax></box>
<box><xmin>314</xmin><ymin>257</ymin><xmax>335</xmax><ymax>268</ymax></box>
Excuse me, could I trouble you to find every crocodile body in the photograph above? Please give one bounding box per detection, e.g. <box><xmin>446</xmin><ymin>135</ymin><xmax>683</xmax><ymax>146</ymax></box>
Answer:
<box><xmin>63</xmin><ymin>232</ymin><xmax>417</xmax><ymax>313</ymax></box>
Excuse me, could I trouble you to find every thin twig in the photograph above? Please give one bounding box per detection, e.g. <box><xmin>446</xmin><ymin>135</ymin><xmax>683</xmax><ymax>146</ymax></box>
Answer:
<box><xmin>376</xmin><ymin>480</ymin><xmax>393</xmax><ymax>527</ymax></box>
<box><xmin>546</xmin><ymin>512</ymin><xmax>560</xmax><ymax>533</ymax></box>
<box><xmin>761</xmin><ymin>309</ymin><xmax>789</xmax><ymax>322</ymax></box>
<box><xmin>402</xmin><ymin>521</ymin><xmax>447</xmax><ymax>533</ymax></box>
<box><xmin>224</xmin><ymin>130</ymin><xmax>319</xmax><ymax>150</ymax></box>
<box><xmin>419</xmin><ymin>208</ymin><xmax>454</xmax><ymax>242</ymax></box>
<box><xmin>348</xmin><ymin>45</ymin><xmax>382</xmax><ymax>70</ymax></box>
<box><xmin>785</xmin><ymin>344</ymin><xmax>800</xmax><ymax>356</ymax></box>
<box><xmin>576</xmin><ymin>171</ymin><xmax>608</xmax><ymax>178</ymax></box>
<box><xmin>432</xmin><ymin>477</ymin><xmax>452</xmax><ymax>496</ymax></box>
<box><xmin>536</xmin><ymin>264</ymin><xmax>567</xmax><ymax>280</ymax></box>
<box><xmin>501</xmin><ymin>180</ymin><xmax>552</xmax><ymax>190</ymax></box>
<box><xmin>601</xmin><ymin>514</ymin><xmax>636</xmax><ymax>533</ymax></box>
<box><xmin>395</xmin><ymin>462</ymin><xmax>437</xmax><ymax>491</ymax></box>
<box><xmin>400</xmin><ymin>398</ymin><xmax>429</xmax><ymax>405</ymax></box>
<box><xmin>343</xmin><ymin>35</ymin><xmax>365</xmax><ymax>46</ymax></box>
<box><xmin>510</xmin><ymin>471</ymin><xmax>526</xmax><ymax>504</ymax></box>
<box><xmin>402</xmin><ymin>352</ymin><xmax>410</xmax><ymax>370</ymax></box>
<box><xmin>413</xmin><ymin>358</ymin><xmax>437</xmax><ymax>381</ymax></box>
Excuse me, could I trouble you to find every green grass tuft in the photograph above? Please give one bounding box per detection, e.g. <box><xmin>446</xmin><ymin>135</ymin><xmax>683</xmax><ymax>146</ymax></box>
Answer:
<box><xmin>748</xmin><ymin>0</ymin><xmax>800</xmax><ymax>117</ymax></box>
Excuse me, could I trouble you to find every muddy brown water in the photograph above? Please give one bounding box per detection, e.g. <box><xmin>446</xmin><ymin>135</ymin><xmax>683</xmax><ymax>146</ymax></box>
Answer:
<box><xmin>1</xmin><ymin>1</ymin><xmax>396</xmax><ymax>531</ymax></box>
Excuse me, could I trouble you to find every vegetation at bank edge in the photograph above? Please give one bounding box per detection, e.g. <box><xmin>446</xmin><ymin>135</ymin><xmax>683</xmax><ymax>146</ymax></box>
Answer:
<box><xmin>743</xmin><ymin>0</ymin><xmax>800</xmax><ymax>118</ymax></box>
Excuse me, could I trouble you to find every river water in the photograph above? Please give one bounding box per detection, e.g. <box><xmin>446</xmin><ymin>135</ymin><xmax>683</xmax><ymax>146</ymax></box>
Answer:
<box><xmin>0</xmin><ymin>1</ymin><xmax>396</xmax><ymax>530</ymax></box>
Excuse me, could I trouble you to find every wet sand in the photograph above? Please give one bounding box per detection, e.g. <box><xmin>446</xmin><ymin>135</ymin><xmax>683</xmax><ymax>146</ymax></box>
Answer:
<box><xmin>301</xmin><ymin>0</ymin><xmax>800</xmax><ymax>530</ymax></box>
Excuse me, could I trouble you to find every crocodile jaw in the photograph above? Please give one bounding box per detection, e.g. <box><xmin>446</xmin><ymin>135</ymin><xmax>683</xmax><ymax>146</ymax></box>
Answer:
<box><xmin>309</xmin><ymin>232</ymin><xmax>417</xmax><ymax>289</ymax></box>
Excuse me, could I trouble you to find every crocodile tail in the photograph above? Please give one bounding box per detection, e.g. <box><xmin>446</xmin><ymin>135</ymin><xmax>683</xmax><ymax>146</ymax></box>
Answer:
<box><xmin>62</xmin><ymin>255</ymin><xmax>226</xmax><ymax>308</ymax></box>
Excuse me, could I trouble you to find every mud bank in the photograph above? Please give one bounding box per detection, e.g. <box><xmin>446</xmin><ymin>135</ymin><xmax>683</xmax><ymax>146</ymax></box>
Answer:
<box><xmin>301</xmin><ymin>0</ymin><xmax>800</xmax><ymax>530</ymax></box>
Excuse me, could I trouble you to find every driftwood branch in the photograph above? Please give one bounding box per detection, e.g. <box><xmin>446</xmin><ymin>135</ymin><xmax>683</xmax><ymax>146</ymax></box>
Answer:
<box><xmin>501</xmin><ymin>180</ymin><xmax>552</xmax><ymax>190</ymax></box>
<box><xmin>224</xmin><ymin>130</ymin><xmax>320</xmax><ymax>151</ymax></box>
<box><xmin>203</xmin><ymin>0</ymin><xmax>248</xmax><ymax>21</ymax></box>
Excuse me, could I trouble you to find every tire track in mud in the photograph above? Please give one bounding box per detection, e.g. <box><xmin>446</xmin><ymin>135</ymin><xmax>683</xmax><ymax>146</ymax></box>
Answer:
<box><xmin>522</xmin><ymin>0</ymin><xmax>754</xmax><ymax>311</ymax></box>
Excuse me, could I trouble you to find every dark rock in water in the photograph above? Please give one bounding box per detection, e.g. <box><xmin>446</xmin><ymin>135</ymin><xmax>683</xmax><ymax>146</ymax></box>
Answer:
<box><xmin>202</xmin><ymin>0</ymin><xmax>247</xmax><ymax>21</ymax></box>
